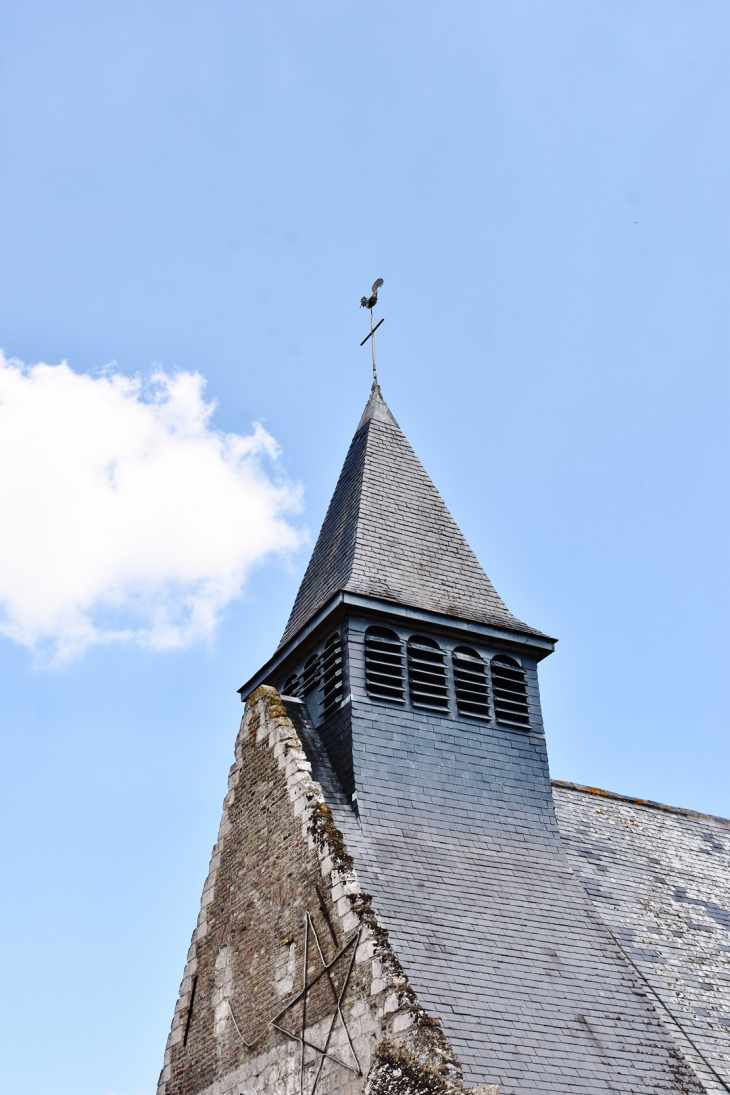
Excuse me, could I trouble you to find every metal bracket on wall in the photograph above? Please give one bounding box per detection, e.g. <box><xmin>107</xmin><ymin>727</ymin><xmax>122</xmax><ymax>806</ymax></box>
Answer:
<box><xmin>225</xmin><ymin>912</ymin><xmax>363</xmax><ymax>1094</ymax></box>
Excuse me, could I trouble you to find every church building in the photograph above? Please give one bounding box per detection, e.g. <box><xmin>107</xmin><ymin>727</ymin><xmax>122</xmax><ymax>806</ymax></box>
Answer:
<box><xmin>158</xmin><ymin>380</ymin><xmax>730</xmax><ymax>1095</ymax></box>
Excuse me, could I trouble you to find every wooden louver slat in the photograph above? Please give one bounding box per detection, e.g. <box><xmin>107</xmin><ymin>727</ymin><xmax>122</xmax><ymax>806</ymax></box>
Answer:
<box><xmin>408</xmin><ymin>636</ymin><xmax>449</xmax><ymax>711</ymax></box>
<box><xmin>453</xmin><ymin>646</ymin><xmax>490</xmax><ymax>720</ymax></box>
<box><xmin>365</xmin><ymin>627</ymin><xmax>405</xmax><ymax>702</ymax></box>
<box><xmin>282</xmin><ymin>673</ymin><xmax>302</xmax><ymax>699</ymax></box>
<box><xmin>321</xmin><ymin>633</ymin><xmax>344</xmax><ymax>716</ymax></box>
<box><xmin>492</xmin><ymin>656</ymin><xmax>530</xmax><ymax>727</ymax></box>
<box><xmin>302</xmin><ymin>653</ymin><xmax>322</xmax><ymax>696</ymax></box>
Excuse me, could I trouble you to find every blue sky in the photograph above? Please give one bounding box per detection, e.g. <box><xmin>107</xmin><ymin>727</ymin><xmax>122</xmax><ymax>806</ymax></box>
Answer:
<box><xmin>1</xmin><ymin>3</ymin><xmax>729</xmax><ymax>1093</ymax></box>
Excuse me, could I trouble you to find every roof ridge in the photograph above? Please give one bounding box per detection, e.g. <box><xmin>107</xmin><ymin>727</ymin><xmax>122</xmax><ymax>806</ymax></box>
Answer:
<box><xmin>552</xmin><ymin>779</ymin><xmax>730</xmax><ymax>826</ymax></box>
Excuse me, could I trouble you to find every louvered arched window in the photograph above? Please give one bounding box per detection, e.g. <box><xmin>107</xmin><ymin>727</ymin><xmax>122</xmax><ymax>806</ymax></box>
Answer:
<box><xmin>491</xmin><ymin>655</ymin><xmax>530</xmax><ymax>727</ymax></box>
<box><xmin>302</xmin><ymin>653</ymin><xmax>321</xmax><ymax>696</ymax></box>
<box><xmin>321</xmin><ymin>632</ymin><xmax>344</xmax><ymax>716</ymax></box>
<box><xmin>282</xmin><ymin>673</ymin><xmax>302</xmax><ymax>698</ymax></box>
<box><xmin>364</xmin><ymin>627</ymin><xmax>405</xmax><ymax>703</ymax></box>
<box><xmin>407</xmin><ymin>636</ymin><xmax>449</xmax><ymax>712</ymax></box>
<box><xmin>453</xmin><ymin>646</ymin><xmax>490</xmax><ymax>720</ymax></box>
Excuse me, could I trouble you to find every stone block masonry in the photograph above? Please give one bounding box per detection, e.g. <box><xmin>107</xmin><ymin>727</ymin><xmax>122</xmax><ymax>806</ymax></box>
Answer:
<box><xmin>157</xmin><ymin>686</ymin><xmax>466</xmax><ymax>1095</ymax></box>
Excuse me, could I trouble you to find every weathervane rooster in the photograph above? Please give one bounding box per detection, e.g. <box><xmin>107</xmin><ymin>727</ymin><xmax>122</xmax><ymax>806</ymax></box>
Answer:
<box><xmin>359</xmin><ymin>278</ymin><xmax>385</xmax><ymax>387</ymax></box>
<box><xmin>360</xmin><ymin>278</ymin><xmax>383</xmax><ymax>311</ymax></box>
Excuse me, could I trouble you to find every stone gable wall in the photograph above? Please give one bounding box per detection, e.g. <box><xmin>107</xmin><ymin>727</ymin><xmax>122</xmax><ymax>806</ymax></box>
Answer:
<box><xmin>157</xmin><ymin>686</ymin><xmax>464</xmax><ymax>1095</ymax></box>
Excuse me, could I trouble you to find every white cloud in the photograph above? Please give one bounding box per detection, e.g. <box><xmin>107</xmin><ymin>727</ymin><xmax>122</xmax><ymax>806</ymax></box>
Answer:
<box><xmin>0</xmin><ymin>353</ymin><xmax>303</xmax><ymax>660</ymax></box>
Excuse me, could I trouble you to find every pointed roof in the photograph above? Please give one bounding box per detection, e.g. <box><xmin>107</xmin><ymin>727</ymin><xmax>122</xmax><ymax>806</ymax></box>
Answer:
<box><xmin>279</xmin><ymin>384</ymin><xmax>543</xmax><ymax>647</ymax></box>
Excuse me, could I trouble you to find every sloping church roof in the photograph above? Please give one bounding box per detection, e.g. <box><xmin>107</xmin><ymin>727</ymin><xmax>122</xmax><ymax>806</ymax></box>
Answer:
<box><xmin>280</xmin><ymin>383</ymin><xmax>545</xmax><ymax>647</ymax></box>
<box><xmin>553</xmin><ymin>780</ymin><xmax>730</xmax><ymax>1088</ymax></box>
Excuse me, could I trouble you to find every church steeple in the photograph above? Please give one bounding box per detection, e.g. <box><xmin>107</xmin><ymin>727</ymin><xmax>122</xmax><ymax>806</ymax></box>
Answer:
<box><xmin>162</xmin><ymin>374</ymin><xmax>711</xmax><ymax>1095</ymax></box>
<box><xmin>279</xmin><ymin>383</ymin><xmax>544</xmax><ymax>650</ymax></box>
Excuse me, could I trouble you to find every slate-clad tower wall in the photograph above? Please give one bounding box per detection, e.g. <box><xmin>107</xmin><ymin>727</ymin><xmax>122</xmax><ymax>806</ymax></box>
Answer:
<box><xmin>338</xmin><ymin>691</ymin><xmax>704</xmax><ymax>1091</ymax></box>
<box><xmin>281</xmin><ymin>606</ymin><xmax>705</xmax><ymax>1091</ymax></box>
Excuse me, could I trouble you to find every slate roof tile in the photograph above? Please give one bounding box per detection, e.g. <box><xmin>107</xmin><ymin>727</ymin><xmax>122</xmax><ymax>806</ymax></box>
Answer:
<box><xmin>280</xmin><ymin>384</ymin><xmax>544</xmax><ymax>647</ymax></box>
<box><xmin>554</xmin><ymin>780</ymin><xmax>730</xmax><ymax>1094</ymax></box>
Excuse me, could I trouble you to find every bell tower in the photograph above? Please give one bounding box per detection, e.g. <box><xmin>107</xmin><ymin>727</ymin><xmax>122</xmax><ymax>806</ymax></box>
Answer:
<box><xmin>240</xmin><ymin>380</ymin><xmax>556</xmax><ymax>821</ymax></box>
<box><xmin>159</xmin><ymin>379</ymin><xmax>704</xmax><ymax>1095</ymax></box>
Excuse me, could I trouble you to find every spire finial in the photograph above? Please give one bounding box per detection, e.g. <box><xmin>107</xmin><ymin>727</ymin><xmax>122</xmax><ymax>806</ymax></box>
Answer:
<box><xmin>359</xmin><ymin>278</ymin><xmax>384</xmax><ymax>387</ymax></box>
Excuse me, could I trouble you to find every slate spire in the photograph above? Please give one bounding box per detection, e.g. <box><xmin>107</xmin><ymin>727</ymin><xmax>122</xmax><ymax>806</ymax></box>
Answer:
<box><xmin>279</xmin><ymin>382</ymin><xmax>542</xmax><ymax>647</ymax></box>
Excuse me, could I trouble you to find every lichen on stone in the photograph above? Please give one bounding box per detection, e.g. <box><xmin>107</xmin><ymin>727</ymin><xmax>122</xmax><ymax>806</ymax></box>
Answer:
<box><xmin>365</xmin><ymin>1041</ymin><xmax>462</xmax><ymax>1095</ymax></box>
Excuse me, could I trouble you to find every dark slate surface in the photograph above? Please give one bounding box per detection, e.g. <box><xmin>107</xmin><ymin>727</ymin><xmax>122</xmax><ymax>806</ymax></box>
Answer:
<box><xmin>554</xmin><ymin>782</ymin><xmax>730</xmax><ymax>1093</ymax></box>
<box><xmin>279</xmin><ymin>384</ymin><xmax>545</xmax><ymax>648</ymax></box>
<box><xmin>281</xmin><ymin>696</ymin><xmax>354</xmax><ymax>815</ymax></box>
<box><xmin>284</xmin><ymin>623</ymin><xmax>705</xmax><ymax>1094</ymax></box>
<box><xmin>316</xmin><ymin>702</ymin><xmax>356</xmax><ymax>804</ymax></box>
<box><xmin>272</xmin><ymin>385</ymin><xmax>707</xmax><ymax>1091</ymax></box>
<box><xmin>335</xmin><ymin>700</ymin><xmax>703</xmax><ymax>1094</ymax></box>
